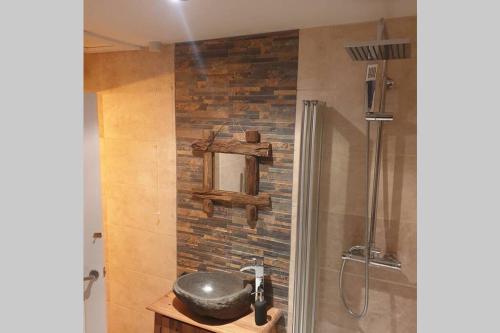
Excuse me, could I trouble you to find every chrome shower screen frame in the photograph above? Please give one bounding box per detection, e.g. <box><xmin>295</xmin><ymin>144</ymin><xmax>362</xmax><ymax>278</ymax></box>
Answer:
<box><xmin>291</xmin><ymin>100</ymin><xmax>323</xmax><ymax>333</ymax></box>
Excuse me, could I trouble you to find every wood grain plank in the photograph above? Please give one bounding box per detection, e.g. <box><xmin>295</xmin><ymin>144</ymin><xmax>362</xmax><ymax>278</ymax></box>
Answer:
<box><xmin>245</xmin><ymin>130</ymin><xmax>260</xmax><ymax>144</ymax></box>
<box><xmin>192</xmin><ymin>190</ymin><xmax>271</xmax><ymax>207</ymax></box>
<box><xmin>245</xmin><ymin>205</ymin><xmax>257</xmax><ymax>223</ymax></box>
<box><xmin>147</xmin><ymin>292</ymin><xmax>282</xmax><ymax>333</ymax></box>
<box><xmin>203</xmin><ymin>152</ymin><xmax>213</xmax><ymax>191</ymax></box>
<box><xmin>154</xmin><ymin>313</ymin><xmax>163</xmax><ymax>333</ymax></box>
<box><xmin>202</xmin><ymin>199</ymin><xmax>214</xmax><ymax>217</ymax></box>
<box><xmin>245</xmin><ymin>156</ymin><xmax>257</xmax><ymax>195</ymax></box>
<box><xmin>192</xmin><ymin>140</ymin><xmax>271</xmax><ymax>157</ymax></box>
<box><xmin>245</xmin><ymin>155</ymin><xmax>258</xmax><ymax>223</ymax></box>
<box><xmin>160</xmin><ymin>316</ymin><xmax>212</xmax><ymax>333</ymax></box>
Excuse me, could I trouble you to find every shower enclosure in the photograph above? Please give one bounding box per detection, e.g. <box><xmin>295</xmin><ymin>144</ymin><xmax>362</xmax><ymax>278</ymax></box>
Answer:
<box><xmin>291</xmin><ymin>18</ymin><xmax>416</xmax><ymax>332</ymax></box>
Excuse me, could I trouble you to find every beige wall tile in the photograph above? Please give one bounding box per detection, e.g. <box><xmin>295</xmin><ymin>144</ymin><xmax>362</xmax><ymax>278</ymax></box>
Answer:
<box><xmin>105</xmin><ymin>182</ymin><xmax>176</xmax><ymax>236</ymax></box>
<box><xmin>101</xmin><ymin>138</ymin><xmax>159</xmax><ymax>188</ymax></box>
<box><xmin>137</xmin><ymin>308</ymin><xmax>156</xmax><ymax>333</ymax></box>
<box><xmin>158</xmin><ymin>141</ymin><xmax>177</xmax><ymax>191</ymax></box>
<box><xmin>100</xmin><ymin>91</ymin><xmax>174</xmax><ymax>141</ymax></box>
<box><xmin>107</xmin><ymin>224</ymin><xmax>177</xmax><ymax>279</ymax></box>
<box><xmin>297</xmin><ymin>26</ymin><xmax>336</xmax><ymax>92</ymax></box>
<box><xmin>317</xmin><ymin>212</ymin><xmax>365</xmax><ymax>271</ymax></box>
<box><xmin>107</xmin><ymin>302</ymin><xmax>156</xmax><ymax>333</ymax></box>
<box><xmin>107</xmin><ymin>265</ymin><xmax>173</xmax><ymax>311</ymax></box>
<box><xmin>84</xmin><ymin>46</ymin><xmax>174</xmax><ymax>93</ymax></box>
<box><xmin>318</xmin><ymin>150</ymin><xmax>366</xmax><ymax>216</ymax></box>
<box><xmin>376</xmin><ymin>154</ymin><xmax>417</xmax><ymax>223</ymax></box>
<box><xmin>373</xmin><ymin>221</ymin><xmax>417</xmax><ymax>285</ymax></box>
<box><xmin>107</xmin><ymin>302</ymin><xmax>139</xmax><ymax>333</ymax></box>
<box><xmin>378</xmin><ymin>59</ymin><xmax>417</xmax><ymax>157</ymax></box>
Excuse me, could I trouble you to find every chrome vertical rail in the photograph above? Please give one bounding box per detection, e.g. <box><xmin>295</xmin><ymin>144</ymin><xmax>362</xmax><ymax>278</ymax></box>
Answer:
<box><xmin>369</xmin><ymin>59</ymin><xmax>387</xmax><ymax>248</ymax></box>
<box><xmin>292</xmin><ymin>100</ymin><xmax>323</xmax><ymax>333</ymax></box>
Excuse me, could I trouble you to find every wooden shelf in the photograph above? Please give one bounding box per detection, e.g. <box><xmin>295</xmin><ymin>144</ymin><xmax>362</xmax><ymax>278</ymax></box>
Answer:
<box><xmin>192</xmin><ymin>190</ymin><xmax>271</xmax><ymax>207</ymax></box>
<box><xmin>147</xmin><ymin>292</ymin><xmax>282</xmax><ymax>333</ymax></box>
<box><xmin>192</xmin><ymin>140</ymin><xmax>271</xmax><ymax>157</ymax></box>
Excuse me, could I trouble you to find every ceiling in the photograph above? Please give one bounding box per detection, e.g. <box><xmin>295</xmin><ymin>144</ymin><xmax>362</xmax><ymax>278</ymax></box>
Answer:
<box><xmin>84</xmin><ymin>0</ymin><xmax>416</xmax><ymax>53</ymax></box>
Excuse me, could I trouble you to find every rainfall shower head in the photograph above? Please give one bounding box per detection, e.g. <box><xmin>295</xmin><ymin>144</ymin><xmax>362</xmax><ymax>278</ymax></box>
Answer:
<box><xmin>345</xmin><ymin>38</ymin><xmax>411</xmax><ymax>61</ymax></box>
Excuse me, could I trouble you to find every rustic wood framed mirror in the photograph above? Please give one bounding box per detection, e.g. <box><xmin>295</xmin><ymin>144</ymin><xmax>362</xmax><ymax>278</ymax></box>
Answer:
<box><xmin>191</xmin><ymin>130</ymin><xmax>271</xmax><ymax>223</ymax></box>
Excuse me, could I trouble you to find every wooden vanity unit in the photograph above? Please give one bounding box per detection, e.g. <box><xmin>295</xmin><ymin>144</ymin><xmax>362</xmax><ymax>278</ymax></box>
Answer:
<box><xmin>147</xmin><ymin>292</ymin><xmax>282</xmax><ymax>333</ymax></box>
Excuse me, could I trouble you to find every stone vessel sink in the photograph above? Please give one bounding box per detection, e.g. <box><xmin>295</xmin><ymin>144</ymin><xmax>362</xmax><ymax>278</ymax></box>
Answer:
<box><xmin>173</xmin><ymin>271</ymin><xmax>252</xmax><ymax>320</ymax></box>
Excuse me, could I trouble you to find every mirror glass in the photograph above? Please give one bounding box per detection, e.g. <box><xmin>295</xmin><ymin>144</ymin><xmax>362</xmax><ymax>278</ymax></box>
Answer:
<box><xmin>214</xmin><ymin>153</ymin><xmax>246</xmax><ymax>192</ymax></box>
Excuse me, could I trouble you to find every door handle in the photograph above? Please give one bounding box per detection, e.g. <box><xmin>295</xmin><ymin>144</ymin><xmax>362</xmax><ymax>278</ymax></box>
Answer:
<box><xmin>84</xmin><ymin>270</ymin><xmax>99</xmax><ymax>282</ymax></box>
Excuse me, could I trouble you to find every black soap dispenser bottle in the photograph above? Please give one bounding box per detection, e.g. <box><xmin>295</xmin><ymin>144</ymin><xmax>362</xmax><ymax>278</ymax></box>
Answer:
<box><xmin>254</xmin><ymin>289</ymin><xmax>267</xmax><ymax>326</ymax></box>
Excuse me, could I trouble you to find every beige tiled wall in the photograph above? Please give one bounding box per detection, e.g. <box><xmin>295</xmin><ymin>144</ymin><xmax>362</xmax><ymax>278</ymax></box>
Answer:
<box><xmin>295</xmin><ymin>17</ymin><xmax>417</xmax><ymax>332</ymax></box>
<box><xmin>84</xmin><ymin>47</ymin><xmax>177</xmax><ymax>333</ymax></box>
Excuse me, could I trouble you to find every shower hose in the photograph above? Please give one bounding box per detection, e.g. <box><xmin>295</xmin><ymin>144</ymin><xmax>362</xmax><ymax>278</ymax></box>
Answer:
<box><xmin>339</xmin><ymin>244</ymin><xmax>371</xmax><ymax>319</ymax></box>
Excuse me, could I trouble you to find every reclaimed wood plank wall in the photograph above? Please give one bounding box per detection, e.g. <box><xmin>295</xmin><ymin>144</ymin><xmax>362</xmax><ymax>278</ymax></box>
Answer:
<box><xmin>175</xmin><ymin>30</ymin><xmax>299</xmax><ymax>331</ymax></box>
